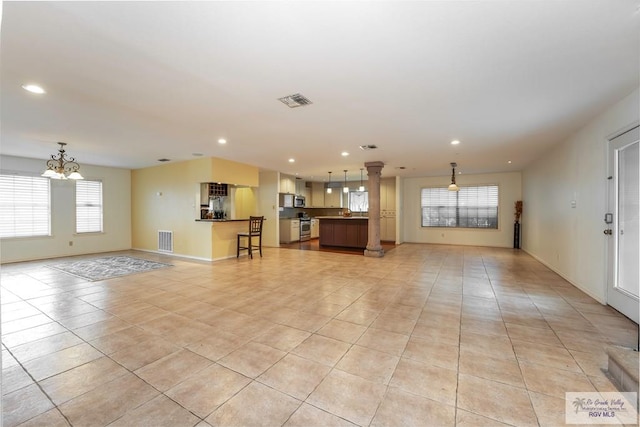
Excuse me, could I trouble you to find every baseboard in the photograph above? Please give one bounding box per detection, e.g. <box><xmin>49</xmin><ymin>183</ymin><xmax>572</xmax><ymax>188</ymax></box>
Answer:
<box><xmin>522</xmin><ymin>248</ymin><xmax>606</xmax><ymax>304</ymax></box>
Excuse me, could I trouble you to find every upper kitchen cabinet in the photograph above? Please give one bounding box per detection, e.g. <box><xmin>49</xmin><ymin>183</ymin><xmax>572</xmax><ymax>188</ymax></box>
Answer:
<box><xmin>308</xmin><ymin>182</ymin><xmax>325</xmax><ymax>207</ymax></box>
<box><xmin>280</xmin><ymin>174</ymin><xmax>296</xmax><ymax>194</ymax></box>
<box><xmin>325</xmin><ymin>188</ymin><xmax>342</xmax><ymax>208</ymax></box>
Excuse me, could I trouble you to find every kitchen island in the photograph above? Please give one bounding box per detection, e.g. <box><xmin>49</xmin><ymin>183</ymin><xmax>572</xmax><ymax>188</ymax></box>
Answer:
<box><xmin>316</xmin><ymin>216</ymin><xmax>368</xmax><ymax>249</ymax></box>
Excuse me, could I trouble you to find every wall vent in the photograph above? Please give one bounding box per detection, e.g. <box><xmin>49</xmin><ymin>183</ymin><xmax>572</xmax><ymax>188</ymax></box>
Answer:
<box><xmin>158</xmin><ymin>230</ymin><xmax>173</xmax><ymax>253</ymax></box>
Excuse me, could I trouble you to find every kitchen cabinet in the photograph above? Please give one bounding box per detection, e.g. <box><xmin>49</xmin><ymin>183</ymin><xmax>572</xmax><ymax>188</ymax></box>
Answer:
<box><xmin>309</xmin><ymin>182</ymin><xmax>325</xmax><ymax>207</ymax></box>
<box><xmin>280</xmin><ymin>174</ymin><xmax>296</xmax><ymax>194</ymax></box>
<box><xmin>310</xmin><ymin>218</ymin><xmax>319</xmax><ymax>238</ymax></box>
<box><xmin>381</xmin><ymin>211</ymin><xmax>396</xmax><ymax>242</ymax></box>
<box><xmin>279</xmin><ymin>219</ymin><xmax>300</xmax><ymax>243</ymax></box>
<box><xmin>318</xmin><ymin>217</ymin><xmax>368</xmax><ymax>249</ymax></box>
<box><xmin>324</xmin><ymin>189</ymin><xmax>342</xmax><ymax>208</ymax></box>
<box><xmin>380</xmin><ymin>177</ymin><xmax>396</xmax><ymax>211</ymax></box>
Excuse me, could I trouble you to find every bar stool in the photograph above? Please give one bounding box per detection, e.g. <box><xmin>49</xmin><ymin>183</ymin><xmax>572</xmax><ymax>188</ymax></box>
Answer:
<box><xmin>237</xmin><ymin>216</ymin><xmax>264</xmax><ymax>259</ymax></box>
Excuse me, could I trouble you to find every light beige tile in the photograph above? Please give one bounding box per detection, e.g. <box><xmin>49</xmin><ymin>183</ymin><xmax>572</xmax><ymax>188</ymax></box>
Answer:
<box><xmin>2</xmin><ymin>365</ymin><xmax>34</xmax><ymax>396</ymax></box>
<box><xmin>58</xmin><ymin>373</ymin><xmax>159</xmax><ymax>426</ymax></box>
<box><xmin>292</xmin><ymin>334</ymin><xmax>351</xmax><ymax>366</ymax></box>
<box><xmin>2</xmin><ymin>322</ymin><xmax>68</xmax><ymax>348</ymax></box>
<box><xmin>108</xmin><ymin>394</ymin><xmax>200</xmax><ymax>427</ymax></box>
<box><xmin>258</xmin><ymin>353</ymin><xmax>331</xmax><ymax>400</ymax></box>
<box><xmin>318</xmin><ymin>319</ymin><xmax>367</xmax><ymax>343</ymax></box>
<box><xmin>22</xmin><ymin>343</ymin><xmax>103</xmax><ymax>381</ymax></box>
<box><xmin>456</xmin><ymin>409</ymin><xmax>511</xmax><ymax>426</ymax></box>
<box><xmin>15</xmin><ymin>408</ymin><xmax>70</xmax><ymax>427</ymax></box>
<box><xmin>356</xmin><ymin>328</ymin><xmax>409</xmax><ymax>356</ymax></box>
<box><xmin>528</xmin><ymin>391</ymin><xmax>573</xmax><ymax>427</ymax></box>
<box><xmin>372</xmin><ymin>387</ymin><xmax>456</xmax><ymax>427</ymax></box>
<box><xmin>459</xmin><ymin>348</ymin><xmax>525</xmax><ymax>388</ymax></box>
<box><xmin>135</xmin><ymin>349</ymin><xmax>213</xmax><ymax>391</ymax></box>
<box><xmin>389</xmin><ymin>357</ymin><xmax>457</xmax><ymax>404</ymax></box>
<box><xmin>460</xmin><ymin>331</ymin><xmax>516</xmax><ymax>360</ymax></box>
<box><xmin>252</xmin><ymin>324</ymin><xmax>311</xmax><ymax>351</ymax></box>
<box><xmin>88</xmin><ymin>326</ymin><xmax>150</xmax><ymax>354</ymax></box>
<box><xmin>166</xmin><ymin>363</ymin><xmax>251</xmax><ymax>418</ymax></box>
<box><xmin>109</xmin><ymin>336</ymin><xmax>180</xmax><ymax>370</ymax></box>
<box><xmin>206</xmin><ymin>381</ymin><xmax>300</xmax><ymax>426</ymax></box>
<box><xmin>218</xmin><ymin>341</ymin><xmax>286</xmax><ymax>378</ymax></box>
<box><xmin>307</xmin><ymin>369</ymin><xmax>387</xmax><ymax>426</ymax></box>
<box><xmin>506</xmin><ymin>322</ymin><xmax>563</xmax><ymax>347</ymax></box>
<box><xmin>512</xmin><ymin>339</ymin><xmax>582</xmax><ymax>372</ymax></box>
<box><xmin>457</xmin><ymin>373</ymin><xmax>538</xmax><ymax>427</ymax></box>
<box><xmin>40</xmin><ymin>356</ymin><xmax>128</xmax><ymax>404</ymax></box>
<box><xmin>1</xmin><ymin>384</ymin><xmax>55</xmax><ymax>427</ymax></box>
<box><xmin>186</xmin><ymin>330</ymin><xmax>249</xmax><ymax>361</ymax></box>
<box><xmin>402</xmin><ymin>337</ymin><xmax>459</xmax><ymax>370</ymax></box>
<box><xmin>285</xmin><ymin>403</ymin><xmax>357</xmax><ymax>427</ymax></box>
<box><xmin>336</xmin><ymin>345</ymin><xmax>399</xmax><ymax>384</ymax></box>
<box><xmin>520</xmin><ymin>361</ymin><xmax>597</xmax><ymax>398</ymax></box>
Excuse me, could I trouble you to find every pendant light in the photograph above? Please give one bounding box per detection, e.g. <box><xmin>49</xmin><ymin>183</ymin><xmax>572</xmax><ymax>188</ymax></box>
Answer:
<box><xmin>343</xmin><ymin>170</ymin><xmax>349</xmax><ymax>193</ymax></box>
<box><xmin>448</xmin><ymin>162</ymin><xmax>460</xmax><ymax>192</ymax></box>
<box><xmin>326</xmin><ymin>171</ymin><xmax>332</xmax><ymax>194</ymax></box>
<box><xmin>358</xmin><ymin>168</ymin><xmax>365</xmax><ymax>191</ymax></box>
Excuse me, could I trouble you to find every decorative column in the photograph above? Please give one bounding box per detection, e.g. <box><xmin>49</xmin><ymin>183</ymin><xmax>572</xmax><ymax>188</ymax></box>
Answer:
<box><xmin>364</xmin><ymin>161</ymin><xmax>385</xmax><ymax>258</ymax></box>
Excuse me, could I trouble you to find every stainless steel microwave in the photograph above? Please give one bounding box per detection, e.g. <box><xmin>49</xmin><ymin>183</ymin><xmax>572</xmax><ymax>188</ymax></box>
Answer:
<box><xmin>294</xmin><ymin>196</ymin><xmax>305</xmax><ymax>207</ymax></box>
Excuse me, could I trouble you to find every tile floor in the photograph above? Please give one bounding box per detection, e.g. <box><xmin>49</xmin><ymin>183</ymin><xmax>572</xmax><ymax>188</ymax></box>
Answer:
<box><xmin>1</xmin><ymin>244</ymin><xmax>638</xmax><ymax>426</ymax></box>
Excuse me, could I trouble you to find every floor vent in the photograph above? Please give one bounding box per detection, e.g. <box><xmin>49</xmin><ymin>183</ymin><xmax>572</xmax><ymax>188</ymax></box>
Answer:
<box><xmin>158</xmin><ymin>230</ymin><xmax>173</xmax><ymax>253</ymax></box>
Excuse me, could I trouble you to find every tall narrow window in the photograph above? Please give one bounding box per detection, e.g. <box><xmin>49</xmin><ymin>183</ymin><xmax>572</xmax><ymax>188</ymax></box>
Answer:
<box><xmin>0</xmin><ymin>174</ymin><xmax>51</xmax><ymax>238</ymax></box>
<box><xmin>421</xmin><ymin>185</ymin><xmax>499</xmax><ymax>228</ymax></box>
<box><xmin>76</xmin><ymin>180</ymin><xmax>103</xmax><ymax>233</ymax></box>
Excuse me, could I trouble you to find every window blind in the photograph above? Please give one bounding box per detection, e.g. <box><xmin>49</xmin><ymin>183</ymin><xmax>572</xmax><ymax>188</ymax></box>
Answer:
<box><xmin>76</xmin><ymin>180</ymin><xmax>103</xmax><ymax>233</ymax></box>
<box><xmin>0</xmin><ymin>174</ymin><xmax>51</xmax><ymax>238</ymax></box>
<box><xmin>421</xmin><ymin>185</ymin><xmax>499</xmax><ymax>228</ymax></box>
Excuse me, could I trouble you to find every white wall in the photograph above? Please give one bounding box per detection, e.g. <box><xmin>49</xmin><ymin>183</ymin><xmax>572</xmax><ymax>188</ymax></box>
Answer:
<box><xmin>522</xmin><ymin>88</ymin><xmax>639</xmax><ymax>303</ymax></box>
<box><xmin>1</xmin><ymin>155</ymin><xmax>132</xmax><ymax>263</ymax></box>
<box><xmin>402</xmin><ymin>172</ymin><xmax>522</xmax><ymax>248</ymax></box>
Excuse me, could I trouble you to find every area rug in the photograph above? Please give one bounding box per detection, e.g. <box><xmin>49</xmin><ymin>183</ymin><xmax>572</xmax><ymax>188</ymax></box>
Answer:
<box><xmin>48</xmin><ymin>256</ymin><xmax>172</xmax><ymax>281</ymax></box>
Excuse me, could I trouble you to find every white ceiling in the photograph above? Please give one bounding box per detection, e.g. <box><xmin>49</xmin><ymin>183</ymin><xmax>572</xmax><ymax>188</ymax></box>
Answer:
<box><xmin>1</xmin><ymin>1</ymin><xmax>638</xmax><ymax>181</ymax></box>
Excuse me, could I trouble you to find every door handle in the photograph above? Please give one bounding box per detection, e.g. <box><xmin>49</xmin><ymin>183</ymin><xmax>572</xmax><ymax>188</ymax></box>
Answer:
<box><xmin>604</xmin><ymin>229</ymin><xmax>613</xmax><ymax>235</ymax></box>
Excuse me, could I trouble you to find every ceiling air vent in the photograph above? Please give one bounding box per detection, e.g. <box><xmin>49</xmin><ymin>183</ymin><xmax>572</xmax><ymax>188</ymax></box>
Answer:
<box><xmin>359</xmin><ymin>144</ymin><xmax>378</xmax><ymax>150</ymax></box>
<box><xmin>278</xmin><ymin>93</ymin><xmax>312</xmax><ymax>108</ymax></box>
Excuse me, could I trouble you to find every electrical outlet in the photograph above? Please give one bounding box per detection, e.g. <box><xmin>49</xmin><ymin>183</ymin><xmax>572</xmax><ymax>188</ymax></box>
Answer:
<box><xmin>68</xmin><ymin>241</ymin><xmax>73</xmax><ymax>246</ymax></box>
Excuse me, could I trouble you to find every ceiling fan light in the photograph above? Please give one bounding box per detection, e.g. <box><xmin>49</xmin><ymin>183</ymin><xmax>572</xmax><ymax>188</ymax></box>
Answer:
<box><xmin>448</xmin><ymin>183</ymin><xmax>460</xmax><ymax>192</ymax></box>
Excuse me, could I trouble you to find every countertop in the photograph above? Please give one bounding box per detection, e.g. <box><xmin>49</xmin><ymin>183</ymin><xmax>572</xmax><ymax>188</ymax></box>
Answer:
<box><xmin>315</xmin><ymin>216</ymin><xmax>368</xmax><ymax>220</ymax></box>
<box><xmin>195</xmin><ymin>218</ymin><xmax>252</xmax><ymax>222</ymax></box>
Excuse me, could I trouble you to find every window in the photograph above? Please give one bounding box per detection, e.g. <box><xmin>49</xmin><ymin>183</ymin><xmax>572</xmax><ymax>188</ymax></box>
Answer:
<box><xmin>0</xmin><ymin>174</ymin><xmax>51</xmax><ymax>238</ymax></box>
<box><xmin>349</xmin><ymin>191</ymin><xmax>369</xmax><ymax>212</ymax></box>
<box><xmin>76</xmin><ymin>180</ymin><xmax>103</xmax><ymax>233</ymax></box>
<box><xmin>421</xmin><ymin>185</ymin><xmax>499</xmax><ymax>228</ymax></box>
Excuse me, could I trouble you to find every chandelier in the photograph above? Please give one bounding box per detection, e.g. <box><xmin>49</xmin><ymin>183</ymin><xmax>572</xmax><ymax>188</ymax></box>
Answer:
<box><xmin>41</xmin><ymin>142</ymin><xmax>84</xmax><ymax>180</ymax></box>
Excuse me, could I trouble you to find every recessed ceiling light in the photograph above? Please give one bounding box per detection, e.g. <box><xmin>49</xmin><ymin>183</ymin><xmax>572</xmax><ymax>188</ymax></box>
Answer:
<box><xmin>341</xmin><ymin>151</ymin><xmax>349</xmax><ymax>157</ymax></box>
<box><xmin>22</xmin><ymin>84</ymin><xmax>45</xmax><ymax>94</ymax></box>
<box><xmin>288</xmin><ymin>158</ymin><xmax>295</xmax><ymax>163</ymax></box>
<box><xmin>451</xmin><ymin>140</ymin><xmax>460</xmax><ymax>145</ymax></box>
<box><xmin>508</xmin><ymin>160</ymin><xmax>512</xmax><ymax>164</ymax></box>
<box><xmin>218</xmin><ymin>138</ymin><xmax>227</xmax><ymax>144</ymax></box>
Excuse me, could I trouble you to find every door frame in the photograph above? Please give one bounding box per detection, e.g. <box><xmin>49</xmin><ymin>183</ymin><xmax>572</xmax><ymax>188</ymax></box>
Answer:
<box><xmin>605</xmin><ymin>123</ymin><xmax>639</xmax><ymax>324</ymax></box>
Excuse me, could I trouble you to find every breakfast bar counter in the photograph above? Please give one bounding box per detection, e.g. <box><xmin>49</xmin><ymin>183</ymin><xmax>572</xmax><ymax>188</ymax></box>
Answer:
<box><xmin>316</xmin><ymin>216</ymin><xmax>368</xmax><ymax>249</ymax></box>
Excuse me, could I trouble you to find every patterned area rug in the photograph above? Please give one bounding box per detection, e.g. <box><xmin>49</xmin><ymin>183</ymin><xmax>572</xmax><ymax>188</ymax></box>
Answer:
<box><xmin>48</xmin><ymin>256</ymin><xmax>172</xmax><ymax>281</ymax></box>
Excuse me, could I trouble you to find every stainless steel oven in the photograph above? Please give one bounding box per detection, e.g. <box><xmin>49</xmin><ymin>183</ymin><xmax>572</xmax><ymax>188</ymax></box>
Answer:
<box><xmin>299</xmin><ymin>218</ymin><xmax>311</xmax><ymax>241</ymax></box>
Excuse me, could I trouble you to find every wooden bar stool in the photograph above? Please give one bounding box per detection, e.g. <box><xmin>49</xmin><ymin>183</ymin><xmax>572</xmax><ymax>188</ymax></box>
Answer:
<box><xmin>237</xmin><ymin>216</ymin><xmax>264</xmax><ymax>259</ymax></box>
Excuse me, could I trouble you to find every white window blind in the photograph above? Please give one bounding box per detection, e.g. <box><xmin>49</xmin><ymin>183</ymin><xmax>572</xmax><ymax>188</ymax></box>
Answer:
<box><xmin>0</xmin><ymin>174</ymin><xmax>51</xmax><ymax>238</ymax></box>
<box><xmin>421</xmin><ymin>185</ymin><xmax>499</xmax><ymax>228</ymax></box>
<box><xmin>76</xmin><ymin>180</ymin><xmax>103</xmax><ymax>233</ymax></box>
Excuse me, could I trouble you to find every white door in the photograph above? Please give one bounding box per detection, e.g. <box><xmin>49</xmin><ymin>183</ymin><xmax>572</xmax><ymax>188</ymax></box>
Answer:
<box><xmin>606</xmin><ymin>126</ymin><xmax>639</xmax><ymax>323</ymax></box>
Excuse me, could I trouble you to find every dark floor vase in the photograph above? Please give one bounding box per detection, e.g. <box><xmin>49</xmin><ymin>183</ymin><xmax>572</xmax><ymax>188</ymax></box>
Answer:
<box><xmin>513</xmin><ymin>221</ymin><xmax>521</xmax><ymax>249</ymax></box>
